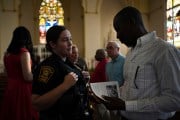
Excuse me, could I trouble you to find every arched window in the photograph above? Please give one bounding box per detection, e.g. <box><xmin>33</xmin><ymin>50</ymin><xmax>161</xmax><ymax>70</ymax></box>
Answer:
<box><xmin>39</xmin><ymin>0</ymin><xmax>64</xmax><ymax>44</ymax></box>
<box><xmin>166</xmin><ymin>0</ymin><xmax>180</xmax><ymax>48</ymax></box>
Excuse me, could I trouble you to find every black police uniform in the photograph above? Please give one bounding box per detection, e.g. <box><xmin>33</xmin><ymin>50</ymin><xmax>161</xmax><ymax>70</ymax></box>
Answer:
<box><xmin>32</xmin><ymin>53</ymin><xmax>91</xmax><ymax>120</ymax></box>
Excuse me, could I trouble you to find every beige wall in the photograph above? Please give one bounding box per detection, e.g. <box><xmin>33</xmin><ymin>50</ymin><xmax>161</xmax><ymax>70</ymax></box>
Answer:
<box><xmin>20</xmin><ymin>0</ymin><xmax>35</xmax><ymax>43</ymax></box>
<box><xmin>149</xmin><ymin>0</ymin><xmax>166</xmax><ymax>39</ymax></box>
<box><xmin>0</xmin><ymin>0</ymin><xmax>20</xmax><ymax>64</ymax></box>
<box><xmin>100</xmin><ymin>0</ymin><xmax>128</xmax><ymax>55</ymax></box>
<box><xmin>61</xmin><ymin>0</ymin><xmax>84</xmax><ymax>57</ymax></box>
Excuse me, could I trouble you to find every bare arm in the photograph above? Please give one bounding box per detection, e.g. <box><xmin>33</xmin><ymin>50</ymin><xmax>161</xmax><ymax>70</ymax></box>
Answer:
<box><xmin>21</xmin><ymin>52</ymin><xmax>33</xmax><ymax>82</ymax></box>
<box><xmin>32</xmin><ymin>72</ymin><xmax>78</xmax><ymax>111</ymax></box>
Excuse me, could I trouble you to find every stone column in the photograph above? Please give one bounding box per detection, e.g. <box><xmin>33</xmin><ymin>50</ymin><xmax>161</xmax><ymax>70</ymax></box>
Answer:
<box><xmin>81</xmin><ymin>0</ymin><xmax>102</xmax><ymax>69</ymax></box>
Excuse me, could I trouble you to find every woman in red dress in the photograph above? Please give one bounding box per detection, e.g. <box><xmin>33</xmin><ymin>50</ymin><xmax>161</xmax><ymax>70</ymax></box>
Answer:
<box><xmin>0</xmin><ymin>26</ymin><xmax>38</xmax><ymax>120</ymax></box>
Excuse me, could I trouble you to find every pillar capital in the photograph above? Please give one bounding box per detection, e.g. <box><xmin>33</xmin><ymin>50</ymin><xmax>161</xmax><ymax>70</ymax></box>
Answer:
<box><xmin>81</xmin><ymin>0</ymin><xmax>102</xmax><ymax>14</ymax></box>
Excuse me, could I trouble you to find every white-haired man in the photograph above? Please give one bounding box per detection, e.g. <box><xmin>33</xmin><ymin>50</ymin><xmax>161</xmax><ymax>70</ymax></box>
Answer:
<box><xmin>106</xmin><ymin>41</ymin><xmax>125</xmax><ymax>86</ymax></box>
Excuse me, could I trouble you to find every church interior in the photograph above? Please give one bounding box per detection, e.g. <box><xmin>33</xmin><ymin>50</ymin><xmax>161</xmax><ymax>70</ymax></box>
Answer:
<box><xmin>0</xmin><ymin>0</ymin><xmax>179</xmax><ymax>119</ymax></box>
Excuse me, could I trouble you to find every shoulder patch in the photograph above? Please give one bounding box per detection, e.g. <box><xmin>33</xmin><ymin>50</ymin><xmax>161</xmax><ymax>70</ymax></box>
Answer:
<box><xmin>38</xmin><ymin>66</ymin><xmax>54</xmax><ymax>83</ymax></box>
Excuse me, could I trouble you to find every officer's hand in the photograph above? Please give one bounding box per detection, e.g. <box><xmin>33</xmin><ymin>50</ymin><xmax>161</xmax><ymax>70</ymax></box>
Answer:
<box><xmin>63</xmin><ymin>72</ymin><xmax>78</xmax><ymax>89</ymax></box>
<box><xmin>102</xmin><ymin>96</ymin><xmax>125</xmax><ymax>110</ymax></box>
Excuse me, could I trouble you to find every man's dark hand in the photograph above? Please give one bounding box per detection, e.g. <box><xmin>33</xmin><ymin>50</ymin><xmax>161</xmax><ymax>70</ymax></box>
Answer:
<box><xmin>102</xmin><ymin>95</ymin><xmax>125</xmax><ymax>110</ymax></box>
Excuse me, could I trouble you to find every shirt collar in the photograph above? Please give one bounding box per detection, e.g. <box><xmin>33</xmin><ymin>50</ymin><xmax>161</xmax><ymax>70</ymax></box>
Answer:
<box><xmin>136</xmin><ymin>31</ymin><xmax>157</xmax><ymax>48</ymax></box>
<box><xmin>52</xmin><ymin>53</ymin><xmax>66</xmax><ymax>62</ymax></box>
<box><xmin>112</xmin><ymin>54</ymin><xmax>120</xmax><ymax>62</ymax></box>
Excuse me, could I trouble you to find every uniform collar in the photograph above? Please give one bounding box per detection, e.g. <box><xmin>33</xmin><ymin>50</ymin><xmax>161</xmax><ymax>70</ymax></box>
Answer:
<box><xmin>52</xmin><ymin>53</ymin><xmax>66</xmax><ymax>62</ymax></box>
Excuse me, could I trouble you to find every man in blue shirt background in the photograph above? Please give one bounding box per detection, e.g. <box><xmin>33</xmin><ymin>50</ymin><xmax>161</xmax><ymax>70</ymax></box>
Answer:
<box><xmin>106</xmin><ymin>41</ymin><xmax>125</xmax><ymax>86</ymax></box>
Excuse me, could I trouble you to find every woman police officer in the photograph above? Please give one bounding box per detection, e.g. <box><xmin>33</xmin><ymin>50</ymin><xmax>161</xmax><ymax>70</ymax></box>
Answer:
<box><xmin>32</xmin><ymin>25</ymin><xmax>91</xmax><ymax>120</ymax></box>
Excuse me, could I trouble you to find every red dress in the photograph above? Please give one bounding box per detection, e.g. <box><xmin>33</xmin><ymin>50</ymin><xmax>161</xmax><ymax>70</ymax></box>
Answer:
<box><xmin>0</xmin><ymin>48</ymin><xmax>38</xmax><ymax>120</ymax></box>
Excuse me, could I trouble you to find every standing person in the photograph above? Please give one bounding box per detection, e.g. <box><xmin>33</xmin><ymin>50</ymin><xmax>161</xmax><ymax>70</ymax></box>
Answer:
<box><xmin>102</xmin><ymin>6</ymin><xmax>180</xmax><ymax>120</ymax></box>
<box><xmin>89</xmin><ymin>49</ymin><xmax>110</xmax><ymax>120</ymax></box>
<box><xmin>77</xmin><ymin>57</ymin><xmax>89</xmax><ymax>71</ymax></box>
<box><xmin>106</xmin><ymin>41</ymin><xmax>125</xmax><ymax>86</ymax></box>
<box><xmin>32</xmin><ymin>25</ymin><xmax>91</xmax><ymax>120</ymax></box>
<box><xmin>68</xmin><ymin>44</ymin><xmax>88</xmax><ymax>71</ymax></box>
<box><xmin>68</xmin><ymin>44</ymin><xmax>92</xmax><ymax>119</ymax></box>
<box><xmin>68</xmin><ymin>45</ymin><xmax>79</xmax><ymax>65</ymax></box>
<box><xmin>68</xmin><ymin>44</ymin><xmax>90</xmax><ymax>84</ymax></box>
<box><xmin>105</xmin><ymin>41</ymin><xmax>125</xmax><ymax>120</ymax></box>
<box><xmin>0</xmin><ymin>26</ymin><xmax>38</xmax><ymax>120</ymax></box>
<box><xmin>90</xmin><ymin>49</ymin><xmax>108</xmax><ymax>83</ymax></box>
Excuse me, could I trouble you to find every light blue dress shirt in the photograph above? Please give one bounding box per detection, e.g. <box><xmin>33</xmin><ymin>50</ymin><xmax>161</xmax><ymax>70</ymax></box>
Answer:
<box><xmin>106</xmin><ymin>54</ymin><xmax>125</xmax><ymax>86</ymax></box>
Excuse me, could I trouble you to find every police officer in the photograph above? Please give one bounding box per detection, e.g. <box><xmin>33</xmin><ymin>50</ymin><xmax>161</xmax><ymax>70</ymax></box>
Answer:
<box><xmin>32</xmin><ymin>25</ymin><xmax>90</xmax><ymax>120</ymax></box>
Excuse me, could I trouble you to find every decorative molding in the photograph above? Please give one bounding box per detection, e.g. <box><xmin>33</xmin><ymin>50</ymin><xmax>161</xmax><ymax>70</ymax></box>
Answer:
<box><xmin>1</xmin><ymin>0</ymin><xmax>16</xmax><ymax>12</ymax></box>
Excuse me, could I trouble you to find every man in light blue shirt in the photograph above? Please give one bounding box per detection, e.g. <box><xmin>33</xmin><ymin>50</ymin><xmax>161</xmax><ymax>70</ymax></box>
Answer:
<box><xmin>106</xmin><ymin>41</ymin><xmax>125</xmax><ymax>86</ymax></box>
<box><xmin>105</xmin><ymin>41</ymin><xmax>125</xmax><ymax>120</ymax></box>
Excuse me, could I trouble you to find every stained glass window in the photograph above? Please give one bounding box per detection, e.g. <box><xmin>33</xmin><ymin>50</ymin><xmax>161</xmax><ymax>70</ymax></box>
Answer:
<box><xmin>166</xmin><ymin>0</ymin><xmax>180</xmax><ymax>48</ymax></box>
<box><xmin>39</xmin><ymin>0</ymin><xmax>64</xmax><ymax>44</ymax></box>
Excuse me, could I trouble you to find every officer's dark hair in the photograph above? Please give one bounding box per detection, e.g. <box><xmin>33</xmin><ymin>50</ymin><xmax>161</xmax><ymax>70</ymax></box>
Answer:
<box><xmin>46</xmin><ymin>25</ymin><xmax>66</xmax><ymax>52</ymax></box>
<box><xmin>113</xmin><ymin>6</ymin><xmax>145</xmax><ymax>31</ymax></box>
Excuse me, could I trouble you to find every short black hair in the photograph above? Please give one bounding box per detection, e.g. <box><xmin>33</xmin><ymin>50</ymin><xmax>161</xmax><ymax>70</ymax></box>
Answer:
<box><xmin>46</xmin><ymin>25</ymin><xmax>66</xmax><ymax>52</ymax></box>
<box><xmin>113</xmin><ymin>6</ymin><xmax>144</xmax><ymax>31</ymax></box>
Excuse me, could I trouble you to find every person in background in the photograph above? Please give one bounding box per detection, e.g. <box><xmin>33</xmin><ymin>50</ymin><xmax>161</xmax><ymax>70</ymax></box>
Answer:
<box><xmin>68</xmin><ymin>44</ymin><xmax>88</xmax><ymax>71</ymax></box>
<box><xmin>102</xmin><ymin>6</ymin><xmax>180</xmax><ymax>120</ymax></box>
<box><xmin>68</xmin><ymin>45</ymin><xmax>79</xmax><ymax>64</ymax></box>
<box><xmin>103</xmin><ymin>41</ymin><xmax>125</xmax><ymax>120</ymax></box>
<box><xmin>90</xmin><ymin>49</ymin><xmax>108</xmax><ymax>83</ymax></box>
<box><xmin>106</xmin><ymin>41</ymin><xmax>125</xmax><ymax>86</ymax></box>
<box><xmin>32</xmin><ymin>25</ymin><xmax>91</xmax><ymax>120</ymax></box>
<box><xmin>68</xmin><ymin>44</ymin><xmax>90</xmax><ymax>83</ymax></box>
<box><xmin>68</xmin><ymin>45</ymin><xmax>88</xmax><ymax>71</ymax></box>
<box><xmin>88</xmin><ymin>48</ymin><xmax>110</xmax><ymax>120</ymax></box>
<box><xmin>0</xmin><ymin>26</ymin><xmax>38</xmax><ymax>120</ymax></box>
<box><xmin>77</xmin><ymin>57</ymin><xmax>89</xmax><ymax>71</ymax></box>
